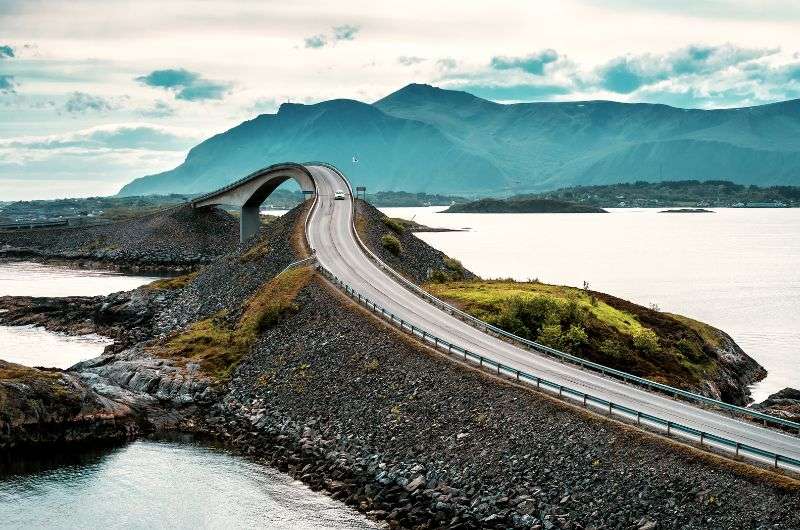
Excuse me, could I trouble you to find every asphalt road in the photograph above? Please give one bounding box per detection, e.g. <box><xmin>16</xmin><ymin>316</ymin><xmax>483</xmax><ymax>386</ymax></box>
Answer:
<box><xmin>304</xmin><ymin>164</ymin><xmax>800</xmax><ymax>470</ymax></box>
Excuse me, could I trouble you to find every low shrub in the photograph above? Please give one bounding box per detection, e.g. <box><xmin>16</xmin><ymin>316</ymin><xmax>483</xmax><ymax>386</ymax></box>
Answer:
<box><xmin>145</xmin><ymin>271</ymin><xmax>198</xmax><ymax>291</ymax></box>
<box><xmin>154</xmin><ymin>266</ymin><xmax>312</xmax><ymax>380</ymax></box>
<box><xmin>382</xmin><ymin>217</ymin><xmax>405</xmax><ymax>234</ymax></box>
<box><xmin>381</xmin><ymin>233</ymin><xmax>403</xmax><ymax>256</ymax></box>
<box><xmin>632</xmin><ymin>327</ymin><xmax>661</xmax><ymax>354</ymax></box>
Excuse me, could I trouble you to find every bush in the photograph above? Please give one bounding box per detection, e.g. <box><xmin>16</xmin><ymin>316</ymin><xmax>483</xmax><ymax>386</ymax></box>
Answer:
<box><xmin>381</xmin><ymin>233</ymin><xmax>402</xmax><ymax>256</ymax></box>
<box><xmin>599</xmin><ymin>338</ymin><xmax>629</xmax><ymax>360</ymax></box>
<box><xmin>632</xmin><ymin>327</ymin><xmax>661</xmax><ymax>354</ymax></box>
<box><xmin>537</xmin><ymin>324</ymin><xmax>563</xmax><ymax>349</ymax></box>
<box><xmin>382</xmin><ymin>217</ymin><xmax>405</xmax><ymax>234</ymax></box>
<box><xmin>564</xmin><ymin>324</ymin><xmax>589</xmax><ymax>349</ymax></box>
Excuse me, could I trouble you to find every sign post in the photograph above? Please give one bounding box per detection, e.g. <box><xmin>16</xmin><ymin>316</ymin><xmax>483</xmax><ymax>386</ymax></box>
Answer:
<box><xmin>355</xmin><ymin>186</ymin><xmax>366</xmax><ymax>201</ymax></box>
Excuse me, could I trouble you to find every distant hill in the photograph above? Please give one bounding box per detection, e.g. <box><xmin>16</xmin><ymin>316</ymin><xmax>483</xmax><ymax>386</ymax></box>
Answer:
<box><xmin>443</xmin><ymin>198</ymin><xmax>606</xmax><ymax>213</ymax></box>
<box><xmin>525</xmin><ymin>180</ymin><xmax>800</xmax><ymax>208</ymax></box>
<box><xmin>119</xmin><ymin>84</ymin><xmax>800</xmax><ymax>197</ymax></box>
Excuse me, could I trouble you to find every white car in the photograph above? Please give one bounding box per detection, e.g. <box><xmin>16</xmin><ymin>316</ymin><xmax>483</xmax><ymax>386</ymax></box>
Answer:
<box><xmin>334</xmin><ymin>190</ymin><xmax>346</xmax><ymax>200</ymax></box>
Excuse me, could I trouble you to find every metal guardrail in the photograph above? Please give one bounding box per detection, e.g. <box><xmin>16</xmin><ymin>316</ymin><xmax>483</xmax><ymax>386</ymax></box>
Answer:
<box><xmin>278</xmin><ymin>254</ymin><xmax>317</xmax><ymax>275</ymax></box>
<box><xmin>311</xmin><ymin>161</ymin><xmax>800</xmax><ymax>434</ymax></box>
<box><xmin>298</xmin><ymin>161</ymin><xmax>799</xmax><ymax>471</ymax></box>
<box><xmin>317</xmin><ymin>264</ymin><xmax>800</xmax><ymax>473</ymax></box>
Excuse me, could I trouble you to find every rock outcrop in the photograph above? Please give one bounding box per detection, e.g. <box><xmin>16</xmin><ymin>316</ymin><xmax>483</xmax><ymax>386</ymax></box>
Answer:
<box><xmin>0</xmin><ymin>361</ymin><xmax>138</xmax><ymax>449</ymax></box>
<box><xmin>0</xmin><ymin>205</ymin><xmax>237</xmax><ymax>271</ymax></box>
<box><xmin>754</xmin><ymin>388</ymin><xmax>800</xmax><ymax>423</ymax></box>
<box><xmin>1</xmin><ymin>200</ymin><xmax>797</xmax><ymax>529</ymax></box>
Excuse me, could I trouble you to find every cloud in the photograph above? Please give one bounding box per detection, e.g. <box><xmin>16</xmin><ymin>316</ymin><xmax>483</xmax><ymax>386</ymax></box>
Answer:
<box><xmin>0</xmin><ymin>123</ymin><xmax>204</xmax><ymax>198</ymax></box>
<box><xmin>137</xmin><ymin>100</ymin><xmax>175</xmax><ymax>118</ymax></box>
<box><xmin>247</xmin><ymin>97</ymin><xmax>278</xmax><ymax>114</ymax></box>
<box><xmin>490</xmin><ymin>49</ymin><xmax>560</xmax><ymax>75</ymax></box>
<box><xmin>304</xmin><ymin>34</ymin><xmax>328</xmax><ymax>49</ymax></box>
<box><xmin>0</xmin><ymin>123</ymin><xmax>201</xmax><ymax>152</ymax></box>
<box><xmin>0</xmin><ymin>45</ymin><xmax>14</xmax><ymax>58</ymax></box>
<box><xmin>398</xmin><ymin>56</ymin><xmax>426</xmax><ymax>66</ymax></box>
<box><xmin>135</xmin><ymin>68</ymin><xmax>231</xmax><ymax>101</ymax></box>
<box><xmin>63</xmin><ymin>91</ymin><xmax>121</xmax><ymax>113</ymax></box>
<box><xmin>304</xmin><ymin>24</ymin><xmax>360</xmax><ymax>48</ymax></box>
<box><xmin>332</xmin><ymin>24</ymin><xmax>360</xmax><ymax>41</ymax></box>
<box><xmin>0</xmin><ymin>75</ymin><xmax>15</xmax><ymax>94</ymax></box>
<box><xmin>436</xmin><ymin>58</ymin><xmax>458</xmax><ymax>72</ymax></box>
<box><xmin>455</xmin><ymin>83</ymin><xmax>570</xmax><ymax>101</ymax></box>
<box><xmin>593</xmin><ymin>44</ymin><xmax>779</xmax><ymax>94</ymax></box>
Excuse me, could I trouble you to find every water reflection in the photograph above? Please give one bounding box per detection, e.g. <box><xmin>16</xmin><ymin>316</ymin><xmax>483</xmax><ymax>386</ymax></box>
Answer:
<box><xmin>0</xmin><ymin>439</ymin><xmax>379</xmax><ymax>530</ymax></box>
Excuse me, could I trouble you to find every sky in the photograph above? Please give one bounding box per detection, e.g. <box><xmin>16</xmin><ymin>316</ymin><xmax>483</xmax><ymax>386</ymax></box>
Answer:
<box><xmin>2</xmin><ymin>0</ymin><xmax>800</xmax><ymax>200</ymax></box>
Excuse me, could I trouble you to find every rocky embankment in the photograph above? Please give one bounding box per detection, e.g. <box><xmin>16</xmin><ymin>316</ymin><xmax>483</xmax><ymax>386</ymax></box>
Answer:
<box><xmin>754</xmin><ymin>388</ymin><xmax>800</xmax><ymax>423</ymax></box>
<box><xmin>355</xmin><ymin>200</ymin><xmax>477</xmax><ymax>284</ymax></box>
<box><xmin>0</xmin><ymin>361</ymin><xmax>137</xmax><ymax>449</ymax></box>
<box><xmin>0</xmin><ymin>205</ymin><xmax>237</xmax><ymax>271</ymax></box>
<box><xmin>1</xmin><ymin>200</ymin><xmax>798</xmax><ymax>528</ymax></box>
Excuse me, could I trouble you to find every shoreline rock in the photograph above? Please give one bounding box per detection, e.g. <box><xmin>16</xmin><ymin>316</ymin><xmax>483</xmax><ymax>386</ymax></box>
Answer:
<box><xmin>753</xmin><ymin>388</ymin><xmax>800</xmax><ymax>423</ymax></box>
<box><xmin>1</xmin><ymin>201</ymin><xmax>796</xmax><ymax>529</ymax></box>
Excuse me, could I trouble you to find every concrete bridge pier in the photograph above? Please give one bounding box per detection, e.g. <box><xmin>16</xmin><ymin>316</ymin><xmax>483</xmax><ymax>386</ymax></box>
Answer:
<box><xmin>190</xmin><ymin>163</ymin><xmax>318</xmax><ymax>244</ymax></box>
<box><xmin>240</xmin><ymin>204</ymin><xmax>261</xmax><ymax>242</ymax></box>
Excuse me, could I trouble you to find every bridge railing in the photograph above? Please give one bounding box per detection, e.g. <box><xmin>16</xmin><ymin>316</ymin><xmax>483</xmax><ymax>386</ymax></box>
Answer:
<box><xmin>316</xmin><ymin>264</ymin><xmax>800</xmax><ymax>473</ymax></box>
<box><xmin>308</xmin><ymin>162</ymin><xmax>798</xmax><ymax>434</ymax></box>
<box><xmin>340</xmin><ymin>213</ymin><xmax>799</xmax><ymax>433</ymax></box>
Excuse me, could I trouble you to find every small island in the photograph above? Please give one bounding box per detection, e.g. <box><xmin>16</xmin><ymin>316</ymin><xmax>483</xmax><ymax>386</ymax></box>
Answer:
<box><xmin>659</xmin><ymin>208</ymin><xmax>714</xmax><ymax>213</ymax></box>
<box><xmin>442</xmin><ymin>198</ymin><xmax>607</xmax><ymax>214</ymax></box>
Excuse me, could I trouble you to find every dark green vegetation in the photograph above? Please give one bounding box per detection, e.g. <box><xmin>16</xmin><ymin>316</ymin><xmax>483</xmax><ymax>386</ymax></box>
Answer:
<box><xmin>0</xmin><ymin>194</ymin><xmax>192</xmax><ymax>223</ymax></box>
<box><xmin>380</xmin><ymin>234</ymin><xmax>402</xmax><ymax>256</ymax></box>
<box><xmin>120</xmin><ymin>83</ymin><xmax>800</xmax><ymax>197</ymax></box>
<box><xmin>425</xmin><ymin>280</ymin><xmax>738</xmax><ymax>390</ymax></box>
<box><xmin>444</xmin><ymin>198</ymin><xmax>607</xmax><ymax>213</ymax></box>
<box><xmin>152</xmin><ymin>267</ymin><xmax>313</xmax><ymax>380</ymax></box>
<box><xmin>529</xmin><ymin>180</ymin><xmax>800</xmax><ymax>208</ymax></box>
<box><xmin>367</xmin><ymin>191</ymin><xmax>467</xmax><ymax>206</ymax></box>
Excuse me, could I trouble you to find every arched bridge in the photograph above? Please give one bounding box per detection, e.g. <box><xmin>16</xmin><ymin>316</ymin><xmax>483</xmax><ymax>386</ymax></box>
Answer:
<box><xmin>192</xmin><ymin>162</ymin><xmax>800</xmax><ymax>472</ymax></box>
<box><xmin>191</xmin><ymin>162</ymin><xmax>318</xmax><ymax>242</ymax></box>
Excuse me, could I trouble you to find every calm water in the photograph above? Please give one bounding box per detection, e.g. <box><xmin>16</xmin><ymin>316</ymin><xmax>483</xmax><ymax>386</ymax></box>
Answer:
<box><xmin>0</xmin><ymin>261</ymin><xmax>162</xmax><ymax>297</ymax></box>
<box><xmin>0</xmin><ymin>262</ymin><xmax>377</xmax><ymax>529</ymax></box>
<box><xmin>0</xmin><ymin>440</ymin><xmax>378</xmax><ymax>530</ymax></box>
<box><xmin>0</xmin><ymin>261</ymin><xmax>154</xmax><ymax>369</ymax></box>
<box><xmin>0</xmin><ymin>326</ymin><xmax>112</xmax><ymax>369</ymax></box>
<box><xmin>380</xmin><ymin>207</ymin><xmax>800</xmax><ymax>402</ymax></box>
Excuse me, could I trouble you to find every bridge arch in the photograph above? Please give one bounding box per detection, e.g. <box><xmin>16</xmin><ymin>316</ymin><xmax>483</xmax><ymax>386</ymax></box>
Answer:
<box><xmin>191</xmin><ymin>163</ymin><xmax>316</xmax><ymax>242</ymax></box>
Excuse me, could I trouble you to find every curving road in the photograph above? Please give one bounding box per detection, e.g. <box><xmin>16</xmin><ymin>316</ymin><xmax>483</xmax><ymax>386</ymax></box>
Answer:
<box><xmin>299</xmin><ymin>164</ymin><xmax>800</xmax><ymax>470</ymax></box>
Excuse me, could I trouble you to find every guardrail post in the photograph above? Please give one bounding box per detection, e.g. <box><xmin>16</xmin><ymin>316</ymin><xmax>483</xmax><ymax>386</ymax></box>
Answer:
<box><xmin>497</xmin><ymin>364</ymin><xmax>500</xmax><ymax>375</ymax></box>
<box><xmin>636</xmin><ymin>411</ymin><xmax>641</xmax><ymax>425</ymax></box>
<box><xmin>536</xmin><ymin>378</ymin><xmax>540</xmax><ymax>389</ymax></box>
<box><xmin>735</xmin><ymin>443</ymin><xmax>740</xmax><ymax>457</ymax></box>
<box><xmin>774</xmin><ymin>454</ymin><xmax>779</xmax><ymax>468</ymax></box>
<box><xmin>558</xmin><ymin>386</ymin><xmax>563</xmax><ymax>397</ymax></box>
<box><xmin>608</xmin><ymin>402</ymin><xmax>612</xmax><ymax>415</ymax></box>
<box><xmin>699</xmin><ymin>432</ymin><xmax>704</xmax><ymax>446</ymax></box>
<box><xmin>583</xmin><ymin>394</ymin><xmax>587</xmax><ymax>407</ymax></box>
<box><xmin>516</xmin><ymin>370</ymin><xmax>520</xmax><ymax>381</ymax></box>
<box><xmin>666</xmin><ymin>421</ymin><xmax>671</xmax><ymax>436</ymax></box>
<box><xmin>479</xmin><ymin>357</ymin><xmax>483</xmax><ymax>367</ymax></box>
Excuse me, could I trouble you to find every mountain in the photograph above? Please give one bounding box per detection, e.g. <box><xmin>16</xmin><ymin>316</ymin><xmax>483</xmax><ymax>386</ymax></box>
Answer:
<box><xmin>119</xmin><ymin>84</ymin><xmax>800</xmax><ymax>197</ymax></box>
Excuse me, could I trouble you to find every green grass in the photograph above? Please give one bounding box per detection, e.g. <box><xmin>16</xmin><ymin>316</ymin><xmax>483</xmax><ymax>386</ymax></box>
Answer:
<box><xmin>153</xmin><ymin>267</ymin><xmax>313</xmax><ymax>381</ymax></box>
<box><xmin>381</xmin><ymin>233</ymin><xmax>402</xmax><ymax>256</ymax></box>
<box><xmin>426</xmin><ymin>280</ymin><xmax>644</xmax><ymax>336</ymax></box>
<box><xmin>144</xmin><ymin>272</ymin><xmax>199</xmax><ymax>291</ymax></box>
<box><xmin>382</xmin><ymin>217</ymin><xmax>405</xmax><ymax>234</ymax></box>
<box><xmin>425</xmin><ymin>279</ymin><xmax>725</xmax><ymax>390</ymax></box>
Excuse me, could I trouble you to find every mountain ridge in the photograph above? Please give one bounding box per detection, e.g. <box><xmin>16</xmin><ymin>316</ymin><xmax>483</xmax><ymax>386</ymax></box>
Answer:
<box><xmin>119</xmin><ymin>84</ymin><xmax>800</xmax><ymax>197</ymax></box>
